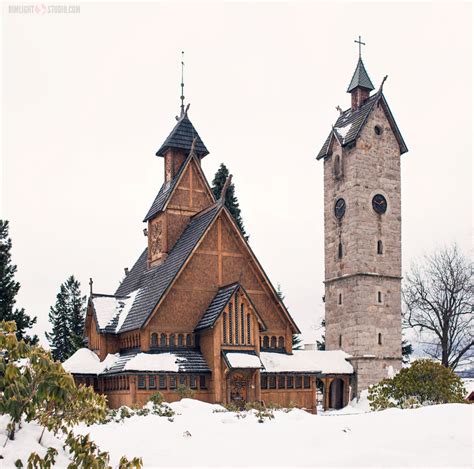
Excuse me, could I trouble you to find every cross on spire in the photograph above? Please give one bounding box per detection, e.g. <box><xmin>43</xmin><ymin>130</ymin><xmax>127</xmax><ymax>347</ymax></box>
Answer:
<box><xmin>354</xmin><ymin>35</ymin><xmax>366</xmax><ymax>58</ymax></box>
<box><xmin>180</xmin><ymin>51</ymin><xmax>185</xmax><ymax>117</ymax></box>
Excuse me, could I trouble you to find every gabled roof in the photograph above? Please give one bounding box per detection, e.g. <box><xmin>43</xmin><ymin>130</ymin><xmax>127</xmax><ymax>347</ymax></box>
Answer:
<box><xmin>143</xmin><ymin>152</ymin><xmax>216</xmax><ymax>222</ymax></box>
<box><xmin>316</xmin><ymin>92</ymin><xmax>408</xmax><ymax>160</ymax></box>
<box><xmin>118</xmin><ymin>204</ymin><xmax>221</xmax><ymax>332</ymax></box>
<box><xmin>194</xmin><ymin>282</ymin><xmax>267</xmax><ymax>332</ymax></box>
<box><xmin>347</xmin><ymin>58</ymin><xmax>375</xmax><ymax>93</ymax></box>
<box><xmin>156</xmin><ymin>114</ymin><xmax>209</xmax><ymax>158</ymax></box>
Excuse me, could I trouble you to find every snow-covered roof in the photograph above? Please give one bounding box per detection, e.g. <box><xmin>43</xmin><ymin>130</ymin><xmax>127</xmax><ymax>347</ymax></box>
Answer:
<box><xmin>92</xmin><ymin>291</ymin><xmax>138</xmax><ymax>333</ymax></box>
<box><xmin>225</xmin><ymin>352</ymin><xmax>263</xmax><ymax>369</ymax></box>
<box><xmin>62</xmin><ymin>348</ymin><xmax>119</xmax><ymax>375</ymax></box>
<box><xmin>124</xmin><ymin>353</ymin><xmax>181</xmax><ymax>372</ymax></box>
<box><xmin>260</xmin><ymin>350</ymin><xmax>353</xmax><ymax>374</ymax></box>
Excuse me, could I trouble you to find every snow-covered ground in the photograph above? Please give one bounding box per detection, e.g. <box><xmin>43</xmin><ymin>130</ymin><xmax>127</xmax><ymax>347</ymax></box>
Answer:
<box><xmin>1</xmin><ymin>399</ymin><xmax>472</xmax><ymax>468</ymax></box>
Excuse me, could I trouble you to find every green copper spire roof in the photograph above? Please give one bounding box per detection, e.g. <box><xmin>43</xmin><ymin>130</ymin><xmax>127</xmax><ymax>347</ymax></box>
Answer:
<box><xmin>347</xmin><ymin>58</ymin><xmax>375</xmax><ymax>93</ymax></box>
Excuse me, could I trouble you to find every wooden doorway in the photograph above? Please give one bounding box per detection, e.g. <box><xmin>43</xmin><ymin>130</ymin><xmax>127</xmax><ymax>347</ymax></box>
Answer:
<box><xmin>229</xmin><ymin>372</ymin><xmax>249</xmax><ymax>406</ymax></box>
<box><xmin>329</xmin><ymin>378</ymin><xmax>344</xmax><ymax>409</ymax></box>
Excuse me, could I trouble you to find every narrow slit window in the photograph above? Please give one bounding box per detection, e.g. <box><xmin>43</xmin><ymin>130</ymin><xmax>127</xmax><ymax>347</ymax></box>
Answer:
<box><xmin>247</xmin><ymin>313</ymin><xmax>251</xmax><ymax>344</ymax></box>
<box><xmin>339</xmin><ymin>335</ymin><xmax>342</xmax><ymax>347</ymax></box>
<box><xmin>378</xmin><ymin>291</ymin><xmax>382</xmax><ymax>303</ymax></box>
<box><xmin>229</xmin><ymin>303</ymin><xmax>233</xmax><ymax>344</ymax></box>
<box><xmin>377</xmin><ymin>240</ymin><xmax>383</xmax><ymax>255</ymax></box>
<box><xmin>338</xmin><ymin>293</ymin><xmax>342</xmax><ymax>305</ymax></box>
<box><xmin>235</xmin><ymin>296</ymin><xmax>239</xmax><ymax>344</ymax></box>
<box><xmin>241</xmin><ymin>303</ymin><xmax>245</xmax><ymax>344</ymax></box>
<box><xmin>223</xmin><ymin>312</ymin><xmax>227</xmax><ymax>343</ymax></box>
<box><xmin>378</xmin><ymin>333</ymin><xmax>382</xmax><ymax>345</ymax></box>
<box><xmin>338</xmin><ymin>242</ymin><xmax>343</xmax><ymax>259</ymax></box>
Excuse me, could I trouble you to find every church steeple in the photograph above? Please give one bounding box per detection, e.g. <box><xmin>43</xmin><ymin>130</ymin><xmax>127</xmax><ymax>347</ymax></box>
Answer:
<box><xmin>347</xmin><ymin>37</ymin><xmax>375</xmax><ymax>111</ymax></box>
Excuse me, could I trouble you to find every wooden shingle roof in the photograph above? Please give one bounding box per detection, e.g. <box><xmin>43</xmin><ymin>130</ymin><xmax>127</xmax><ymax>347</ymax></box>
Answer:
<box><xmin>156</xmin><ymin>114</ymin><xmax>208</xmax><ymax>158</ymax></box>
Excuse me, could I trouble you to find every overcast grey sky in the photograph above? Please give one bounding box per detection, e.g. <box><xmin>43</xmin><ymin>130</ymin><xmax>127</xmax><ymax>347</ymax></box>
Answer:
<box><xmin>1</xmin><ymin>1</ymin><xmax>472</xmax><ymax>346</ymax></box>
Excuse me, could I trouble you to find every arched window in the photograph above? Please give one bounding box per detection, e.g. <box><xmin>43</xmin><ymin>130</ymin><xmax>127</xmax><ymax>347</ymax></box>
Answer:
<box><xmin>240</xmin><ymin>303</ymin><xmax>245</xmax><ymax>344</ymax></box>
<box><xmin>169</xmin><ymin>334</ymin><xmax>176</xmax><ymax>347</ymax></box>
<box><xmin>247</xmin><ymin>313</ymin><xmax>251</xmax><ymax>344</ymax></box>
<box><xmin>263</xmin><ymin>336</ymin><xmax>269</xmax><ymax>349</ymax></box>
<box><xmin>160</xmin><ymin>333</ymin><xmax>167</xmax><ymax>347</ymax></box>
<box><xmin>338</xmin><ymin>242</ymin><xmax>343</xmax><ymax>259</ymax></box>
<box><xmin>377</xmin><ymin>240</ymin><xmax>383</xmax><ymax>255</ymax></box>
<box><xmin>378</xmin><ymin>333</ymin><xmax>382</xmax><ymax>345</ymax></box>
<box><xmin>151</xmin><ymin>333</ymin><xmax>158</xmax><ymax>347</ymax></box>
<box><xmin>270</xmin><ymin>336</ymin><xmax>277</xmax><ymax>349</ymax></box>
<box><xmin>178</xmin><ymin>334</ymin><xmax>184</xmax><ymax>347</ymax></box>
<box><xmin>229</xmin><ymin>303</ymin><xmax>233</xmax><ymax>344</ymax></box>
<box><xmin>278</xmin><ymin>336</ymin><xmax>285</xmax><ymax>349</ymax></box>
<box><xmin>223</xmin><ymin>312</ymin><xmax>227</xmax><ymax>343</ymax></box>
<box><xmin>186</xmin><ymin>334</ymin><xmax>192</xmax><ymax>347</ymax></box>
<box><xmin>334</xmin><ymin>154</ymin><xmax>342</xmax><ymax>179</ymax></box>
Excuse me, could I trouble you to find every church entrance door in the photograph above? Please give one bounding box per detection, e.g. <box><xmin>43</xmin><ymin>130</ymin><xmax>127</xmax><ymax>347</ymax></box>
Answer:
<box><xmin>229</xmin><ymin>372</ymin><xmax>248</xmax><ymax>406</ymax></box>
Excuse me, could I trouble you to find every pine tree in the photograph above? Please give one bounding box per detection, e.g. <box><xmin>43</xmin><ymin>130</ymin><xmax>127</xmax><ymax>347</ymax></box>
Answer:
<box><xmin>46</xmin><ymin>275</ymin><xmax>86</xmax><ymax>362</ymax></box>
<box><xmin>0</xmin><ymin>220</ymin><xmax>37</xmax><ymax>343</ymax></box>
<box><xmin>211</xmin><ymin>163</ymin><xmax>248</xmax><ymax>239</ymax></box>
<box><xmin>316</xmin><ymin>319</ymin><xmax>326</xmax><ymax>351</ymax></box>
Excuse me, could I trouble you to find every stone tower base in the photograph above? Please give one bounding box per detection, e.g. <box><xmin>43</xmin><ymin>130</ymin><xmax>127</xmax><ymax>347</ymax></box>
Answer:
<box><xmin>349</xmin><ymin>356</ymin><xmax>402</xmax><ymax>398</ymax></box>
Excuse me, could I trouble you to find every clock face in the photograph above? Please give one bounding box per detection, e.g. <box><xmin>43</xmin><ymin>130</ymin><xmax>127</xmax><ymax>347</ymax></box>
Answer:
<box><xmin>334</xmin><ymin>198</ymin><xmax>346</xmax><ymax>219</ymax></box>
<box><xmin>372</xmin><ymin>194</ymin><xmax>387</xmax><ymax>214</ymax></box>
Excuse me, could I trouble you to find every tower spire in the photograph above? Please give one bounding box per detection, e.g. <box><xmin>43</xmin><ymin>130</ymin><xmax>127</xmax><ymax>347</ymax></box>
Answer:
<box><xmin>180</xmin><ymin>51</ymin><xmax>185</xmax><ymax>118</ymax></box>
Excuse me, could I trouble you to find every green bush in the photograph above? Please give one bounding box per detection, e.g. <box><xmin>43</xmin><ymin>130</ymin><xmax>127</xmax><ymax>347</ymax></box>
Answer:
<box><xmin>148</xmin><ymin>392</ymin><xmax>164</xmax><ymax>406</ymax></box>
<box><xmin>177</xmin><ymin>384</ymin><xmax>195</xmax><ymax>399</ymax></box>
<box><xmin>368</xmin><ymin>359</ymin><xmax>467</xmax><ymax>410</ymax></box>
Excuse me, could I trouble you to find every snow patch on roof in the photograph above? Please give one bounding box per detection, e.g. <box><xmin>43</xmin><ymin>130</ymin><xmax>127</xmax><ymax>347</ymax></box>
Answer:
<box><xmin>92</xmin><ymin>290</ymin><xmax>139</xmax><ymax>332</ymax></box>
<box><xmin>62</xmin><ymin>348</ymin><xmax>119</xmax><ymax>375</ymax></box>
<box><xmin>123</xmin><ymin>353</ymin><xmax>182</xmax><ymax>372</ymax></box>
<box><xmin>225</xmin><ymin>352</ymin><xmax>262</xmax><ymax>369</ymax></box>
<box><xmin>335</xmin><ymin>123</ymin><xmax>352</xmax><ymax>141</ymax></box>
<box><xmin>260</xmin><ymin>350</ymin><xmax>353</xmax><ymax>374</ymax></box>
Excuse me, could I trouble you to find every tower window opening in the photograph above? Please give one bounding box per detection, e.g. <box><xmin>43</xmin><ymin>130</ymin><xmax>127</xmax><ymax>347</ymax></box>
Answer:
<box><xmin>339</xmin><ymin>335</ymin><xmax>342</xmax><ymax>347</ymax></box>
<box><xmin>378</xmin><ymin>333</ymin><xmax>382</xmax><ymax>345</ymax></box>
<box><xmin>338</xmin><ymin>293</ymin><xmax>343</xmax><ymax>305</ymax></box>
<box><xmin>377</xmin><ymin>240</ymin><xmax>383</xmax><ymax>255</ymax></box>
<box><xmin>374</xmin><ymin>125</ymin><xmax>382</xmax><ymax>135</ymax></box>
<box><xmin>338</xmin><ymin>242</ymin><xmax>343</xmax><ymax>259</ymax></box>
<box><xmin>378</xmin><ymin>291</ymin><xmax>382</xmax><ymax>303</ymax></box>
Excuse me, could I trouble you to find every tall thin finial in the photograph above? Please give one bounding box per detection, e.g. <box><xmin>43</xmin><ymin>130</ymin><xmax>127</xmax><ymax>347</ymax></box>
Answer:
<box><xmin>89</xmin><ymin>277</ymin><xmax>93</xmax><ymax>296</ymax></box>
<box><xmin>180</xmin><ymin>51</ymin><xmax>185</xmax><ymax>117</ymax></box>
<box><xmin>354</xmin><ymin>35</ymin><xmax>366</xmax><ymax>58</ymax></box>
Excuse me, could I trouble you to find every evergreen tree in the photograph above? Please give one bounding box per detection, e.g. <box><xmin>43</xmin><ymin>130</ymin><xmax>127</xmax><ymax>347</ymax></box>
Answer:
<box><xmin>46</xmin><ymin>275</ymin><xmax>86</xmax><ymax>362</ymax></box>
<box><xmin>316</xmin><ymin>319</ymin><xmax>326</xmax><ymax>351</ymax></box>
<box><xmin>0</xmin><ymin>220</ymin><xmax>37</xmax><ymax>343</ymax></box>
<box><xmin>212</xmin><ymin>163</ymin><xmax>248</xmax><ymax>239</ymax></box>
<box><xmin>402</xmin><ymin>338</ymin><xmax>414</xmax><ymax>364</ymax></box>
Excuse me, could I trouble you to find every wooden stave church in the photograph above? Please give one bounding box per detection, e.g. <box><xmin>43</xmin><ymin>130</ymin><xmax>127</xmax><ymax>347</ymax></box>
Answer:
<box><xmin>66</xmin><ymin>102</ymin><xmax>354</xmax><ymax>413</ymax></box>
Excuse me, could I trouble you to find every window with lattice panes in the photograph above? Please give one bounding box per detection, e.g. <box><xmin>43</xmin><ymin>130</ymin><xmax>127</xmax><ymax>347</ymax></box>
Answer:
<box><xmin>159</xmin><ymin>375</ymin><xmax>166</xmax><ymax>389</ymax></box>
<box><xmin>138</xmin><ymin>375</ymin><xmax>146</xmax><ymax>389</ymax></box>
<box><xmin>149</xmin><ymin>375</ymin><xmax>157</xmax><ymax>389</ymax></box>
<box><xmin>278</xmin><ymin>376</ymin><xmax>285</xmax><ymax>389</ymax></box>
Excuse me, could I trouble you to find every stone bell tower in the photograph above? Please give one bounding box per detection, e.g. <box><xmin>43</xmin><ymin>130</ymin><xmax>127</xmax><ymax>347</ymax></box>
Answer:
<box><xmin>316</xmin><ymin>40</ymin><xmax>408</xmax><ymax>396</ymax></box>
